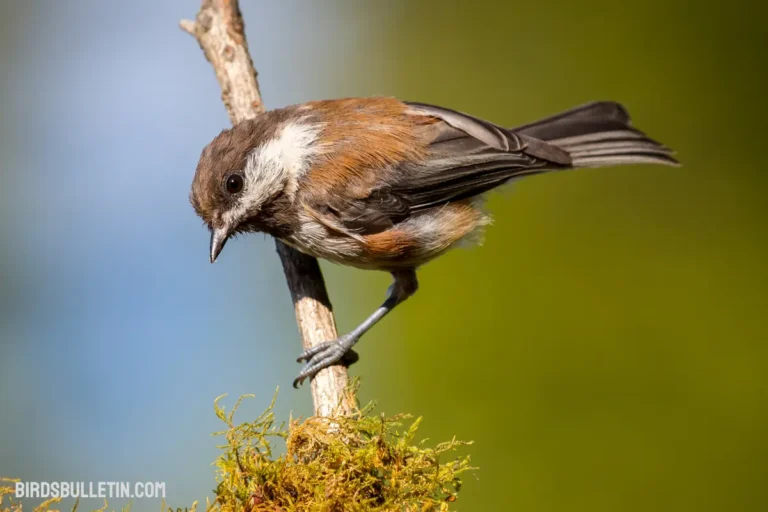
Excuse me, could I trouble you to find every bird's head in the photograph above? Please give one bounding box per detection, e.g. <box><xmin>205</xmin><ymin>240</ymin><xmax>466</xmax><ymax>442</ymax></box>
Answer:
<box><xmin>190</xmin><ymin>111</ymin><xmax>321</xmax><ymax>262</ymax></box>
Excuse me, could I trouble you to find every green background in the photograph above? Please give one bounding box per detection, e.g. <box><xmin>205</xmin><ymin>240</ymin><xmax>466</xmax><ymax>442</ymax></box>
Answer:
<box><xmin>337</xmin><ymin>1</ymin><xmax>768</xmax><ymax>510</ymax></box>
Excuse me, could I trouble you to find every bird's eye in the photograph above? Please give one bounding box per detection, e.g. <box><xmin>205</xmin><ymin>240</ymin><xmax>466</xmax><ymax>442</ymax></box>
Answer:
<box><xmin>225</xmin><ymin>174</ymin><xmax>244</xmax><ymax>194</ymax></box>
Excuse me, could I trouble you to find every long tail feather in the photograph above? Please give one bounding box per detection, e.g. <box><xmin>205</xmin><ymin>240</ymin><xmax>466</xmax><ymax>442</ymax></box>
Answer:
<box><xmin>512</xmin><ymin>101</ymin><xmax>679</xmax><ymax>168</ymax></box>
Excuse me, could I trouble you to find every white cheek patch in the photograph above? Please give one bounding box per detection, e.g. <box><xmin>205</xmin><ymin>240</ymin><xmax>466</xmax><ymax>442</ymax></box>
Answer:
<box><xmin>239</xmin><ymin>121</ymin><xmax>321</xmax><ymax>213</ymax></box>
<box><xmin>272</xmin><ymin>121</ymin><xmax>322</xmax><ymax>178</ymax></box>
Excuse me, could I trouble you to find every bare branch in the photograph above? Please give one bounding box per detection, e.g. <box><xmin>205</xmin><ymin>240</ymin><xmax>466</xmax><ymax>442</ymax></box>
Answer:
<box><xmin>182</xmin><ymin>0</ymin><xmax>354</xmax><ymax>417</ymax></box>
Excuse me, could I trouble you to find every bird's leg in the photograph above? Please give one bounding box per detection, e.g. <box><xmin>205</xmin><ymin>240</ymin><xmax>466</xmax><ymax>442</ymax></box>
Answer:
<box><xmin>293</xmin><ymin>269</ymin><xmax>418</xmax><ymax>388</ymax></box>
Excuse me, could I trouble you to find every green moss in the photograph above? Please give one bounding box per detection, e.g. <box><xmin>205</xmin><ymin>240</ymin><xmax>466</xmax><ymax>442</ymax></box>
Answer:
<box><xmin>1</xmin><ymin>389</ymin><xmax>475</xmax><ymax>512</ymax></box>
<box><xmin>210</xmin><ymin>389</ymin><xmax>475</xmax><ymax>511</ymax></box>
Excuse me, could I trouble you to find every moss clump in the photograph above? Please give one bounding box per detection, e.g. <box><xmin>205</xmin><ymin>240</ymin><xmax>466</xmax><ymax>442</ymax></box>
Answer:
<box><xmin>1</xmin><ymin>391</ymin><xmax>475</xmax><ymax>512</ymax></box>
<box><xmin>210</xmin><ymin>391</ymin><xmax>474</xmax><ymax>511</ymax></box>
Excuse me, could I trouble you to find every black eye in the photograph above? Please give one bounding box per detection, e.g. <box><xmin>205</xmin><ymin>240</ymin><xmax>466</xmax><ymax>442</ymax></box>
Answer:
<box><xmin>225</xmin><ymin>174</ymin><xmax>244</xmax><ymax>194</ymax></box>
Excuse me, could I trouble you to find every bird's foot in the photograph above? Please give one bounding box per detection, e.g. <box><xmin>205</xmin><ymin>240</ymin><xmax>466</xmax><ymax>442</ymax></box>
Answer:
<box><xmin>293</xmin><ymin>334</ymin><xmax>359</xmax><ymax>388</ymax></box>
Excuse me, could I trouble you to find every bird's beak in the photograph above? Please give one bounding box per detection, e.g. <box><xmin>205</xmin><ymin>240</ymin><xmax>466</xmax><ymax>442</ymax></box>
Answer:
<box><xmin>209</xmin><ymin>226</ymin><xmax>231</xmax><ymax>263</ymax></box>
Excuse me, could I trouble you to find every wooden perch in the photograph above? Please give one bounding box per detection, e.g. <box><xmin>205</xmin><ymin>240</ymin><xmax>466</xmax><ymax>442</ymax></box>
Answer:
<box><xmin>181</xmin><ymin>0</ymin><xmax>354</xmax><ymax>417</ymax></box>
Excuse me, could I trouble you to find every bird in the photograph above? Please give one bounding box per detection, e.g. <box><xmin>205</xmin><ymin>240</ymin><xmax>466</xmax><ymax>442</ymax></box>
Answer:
<box><xmin>190</xmin><ymin>98</ymin><xmax>678</xmax><ymax>387</ymax></box>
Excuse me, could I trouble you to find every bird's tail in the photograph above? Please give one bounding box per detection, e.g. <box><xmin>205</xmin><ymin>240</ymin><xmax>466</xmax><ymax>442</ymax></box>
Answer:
<box><xmin>512</xmin><ymin>101</ymin><xmax>679</xmax><ymax>168</ymax></box>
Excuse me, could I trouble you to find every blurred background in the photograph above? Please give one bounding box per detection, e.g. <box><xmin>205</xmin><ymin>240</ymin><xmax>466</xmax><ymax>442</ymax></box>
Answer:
<box><xmin>1</xmin><ymin>0</ymin><xmax>766</xmax><ymax>510</ymax></box>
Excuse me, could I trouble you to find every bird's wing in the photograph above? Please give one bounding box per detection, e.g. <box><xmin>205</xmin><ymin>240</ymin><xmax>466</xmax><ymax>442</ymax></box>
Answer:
<box><xmin>301</xmin><ymin>188</ymin><xmax>411</xmax><ymax>236</ymax></box>
<box><xmin>391</xmin><ymin>102</ymin><xmax>571</xmax><ymax>211</ymax></box>
<box><xmin>302</xmin><ymin>100</ymin><xmax>571</xmax><ymax>235</ymax></box>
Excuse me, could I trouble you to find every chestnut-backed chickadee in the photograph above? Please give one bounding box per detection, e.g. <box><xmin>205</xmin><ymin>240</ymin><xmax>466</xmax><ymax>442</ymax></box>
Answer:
<box><xmin>190</xmin><ymin>98</ymin><xmax>677</xmax><ymax>386</ymax></box>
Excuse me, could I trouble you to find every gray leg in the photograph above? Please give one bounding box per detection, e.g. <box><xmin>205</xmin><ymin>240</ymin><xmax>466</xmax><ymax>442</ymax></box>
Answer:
<box><xmin>293</xmin><ymin>269</ymin><xmax>418</xmax><ymax>388</ymax></box>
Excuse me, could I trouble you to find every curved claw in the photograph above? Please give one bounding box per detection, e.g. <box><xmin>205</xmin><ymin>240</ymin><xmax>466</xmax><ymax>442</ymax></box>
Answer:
<box><xmin>296</xmin><ymin>341</ymin><xmax>334</xmax><ymax>363</ymax></box>
<box><xmin>292</xmin><ymin>336</ymin><xmax>360</xmax><ymax>388</ymax></box>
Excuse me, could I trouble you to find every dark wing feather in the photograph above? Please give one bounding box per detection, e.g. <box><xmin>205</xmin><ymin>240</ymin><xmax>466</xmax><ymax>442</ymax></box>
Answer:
<box><xmin>405</xmin><ymin>102</ymin><xmax>525</xmax><ymax>152</ymax></box>
<box><xmin>315</xmin><ymin>101</ymin><xmax>571</xmax><ymax>234</ymax></box>
<box><xmin>323</xmin><ymin>189</ymin><xmax>410</xmax><ymax>235</ymax></box>
<box><xmin>395</xmin><ymin>102</ymin><xmax>570</xmax><ymax>211</ymax></box>
<box><xmin>394</xmin><ymin>153</ymin><xmax>550</xmax><ymax>211</ymax></box>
